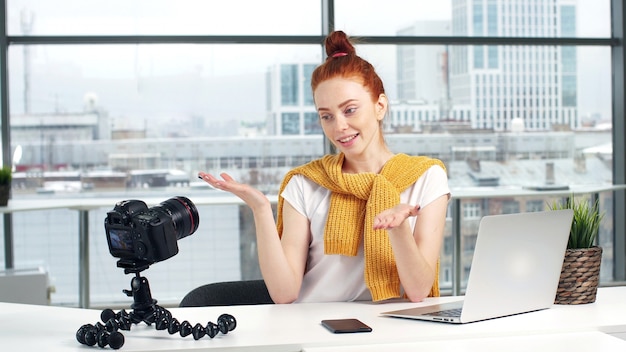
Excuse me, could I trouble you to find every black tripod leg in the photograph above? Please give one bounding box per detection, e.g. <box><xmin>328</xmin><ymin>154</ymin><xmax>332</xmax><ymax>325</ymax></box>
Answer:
<box><xmin>76</xmin><ymin>273</ymin><xmax>236</xmax><ymax>349</ymax></box>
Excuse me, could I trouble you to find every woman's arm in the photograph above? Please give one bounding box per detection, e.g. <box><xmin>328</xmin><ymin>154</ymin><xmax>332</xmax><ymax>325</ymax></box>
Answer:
<box><xmin>272</xmin><ymin>201</ymin><xmax>311</xmax><ymax>302</ymax></box>
<box><xmin>198</xmin><ymin>172</ymin><xmax>309</xmax><ymax>303</ymax></box>
<box><xmin>373</xmin><ymin>194</ymin><xmax>449</xmax><ymax>302</ymax></box>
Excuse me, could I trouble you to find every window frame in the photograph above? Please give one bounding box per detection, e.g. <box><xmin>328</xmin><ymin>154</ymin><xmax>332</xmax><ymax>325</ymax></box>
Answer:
<box><xmin>0</xmin><ymin>0</ymin><xmax>624</xmax><ymax>281</ymax></box>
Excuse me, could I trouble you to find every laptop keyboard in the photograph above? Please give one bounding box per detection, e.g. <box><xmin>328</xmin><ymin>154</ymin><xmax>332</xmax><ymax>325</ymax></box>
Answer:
<box><xmin>424</xmin><ymin>308</ymin><xmax>462</xmax><ymax>317</ymax></box>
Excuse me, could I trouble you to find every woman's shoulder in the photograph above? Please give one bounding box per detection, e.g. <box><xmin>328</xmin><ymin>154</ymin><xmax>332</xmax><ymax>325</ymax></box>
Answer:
<box><xmin>286</xmin><ymin>174</ymin><xmax>329</xmax><ymax>193</ymax></box>
<box><xmin>284</xmin><ymin>174</ymin><xmax>332</xmax><ymax>206</ymax></box>
<box><xmin>282</xmin><ymin>174</ymin><xmax>332</xmax><ymax>217</ymax></box>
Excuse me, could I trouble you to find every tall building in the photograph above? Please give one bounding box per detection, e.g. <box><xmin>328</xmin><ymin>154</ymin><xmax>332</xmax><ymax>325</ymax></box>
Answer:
<box><xmin>396</xmin><ymin>0</ymin><xmax>579</xmax><ymax>132</ymax></box>
<box><xmin>396</xmin><ymin>21</ymin><xmax>452</xmax><ymax>108</ymax></box>
<box><xmin>393</xmin><ymin>20</ymin><xmax>470</xmax><ymax>131</ymax></box>
<box><xmin>266</xmin><ymin>63</ymin><xmax>321</xmax><ymax>136</ymax></box>
<box><xmin>448</xmin><ymin>0</ymin><xmax>579</xmax><ymax>131</ymax></box>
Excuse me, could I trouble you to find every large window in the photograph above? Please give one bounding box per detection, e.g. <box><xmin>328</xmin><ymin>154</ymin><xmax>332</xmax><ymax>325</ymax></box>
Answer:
<box><xmin>1</xmin><ymin>0</ymin><xmax>622</xmax><ymax>307</ymax></box>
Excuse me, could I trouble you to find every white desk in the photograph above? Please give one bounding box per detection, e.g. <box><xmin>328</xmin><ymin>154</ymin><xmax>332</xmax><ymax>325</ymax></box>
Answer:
<box><xmin>302</xmin><ymin>331</ymin><xmax>626</xmax><ymax>352</ymax></box>
<box><xmin>1</xmin><ymin>287</ymin><xmax>625</xmax><ymax>351</ymax></box>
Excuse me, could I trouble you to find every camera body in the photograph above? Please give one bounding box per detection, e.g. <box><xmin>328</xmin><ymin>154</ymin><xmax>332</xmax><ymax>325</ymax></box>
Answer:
<box><xmin>105</xmin><ymin>197</ymin><xmax>199</xmax><ymax>272</ymax></box>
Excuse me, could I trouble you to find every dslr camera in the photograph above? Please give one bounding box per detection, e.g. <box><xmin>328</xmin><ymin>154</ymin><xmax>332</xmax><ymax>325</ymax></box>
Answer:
<box><xmin>105</xmin><ymin>196</ymin><xmax>199</xmax><ymax>272</ymax></box>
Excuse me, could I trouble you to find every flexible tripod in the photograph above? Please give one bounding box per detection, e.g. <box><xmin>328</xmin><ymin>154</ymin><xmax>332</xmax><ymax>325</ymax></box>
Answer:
<box><xmin>76</xmin><ymin>269</ymin><xmax>236</xmax><ymax>349</ymax></box>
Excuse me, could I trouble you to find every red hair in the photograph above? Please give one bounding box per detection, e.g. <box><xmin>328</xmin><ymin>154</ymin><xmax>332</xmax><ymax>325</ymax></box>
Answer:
<box><xmin>311</xmin><ymin>31</ymin><xmax>386</xmax><ymax>103</ymax></box>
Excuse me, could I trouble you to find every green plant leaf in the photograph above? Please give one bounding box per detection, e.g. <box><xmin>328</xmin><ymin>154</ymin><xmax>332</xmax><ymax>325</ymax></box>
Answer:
<box><xmin>548</xmin><ymin>196</ymin><xmax>604</xmax><ymax>249</ymax></box>
<box><xmin>0</xmin><ymin>166</ymin><xmax>11</xmax><ymax>184</ymax></box>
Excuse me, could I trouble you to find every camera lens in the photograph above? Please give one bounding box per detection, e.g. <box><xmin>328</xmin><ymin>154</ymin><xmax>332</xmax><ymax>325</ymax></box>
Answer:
<box><xmin>154</xmin><ymin>196</ymin><xmax>200</xmax><ymax>239</ymax></box>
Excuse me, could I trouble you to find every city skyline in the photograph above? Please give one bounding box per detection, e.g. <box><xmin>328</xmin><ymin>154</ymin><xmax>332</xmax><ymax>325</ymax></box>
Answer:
<box><xmin>5</xmin><ymin>0</ymin><xmax>613</xmax><ymax>136</ymax></box>
<box><xmin>267</xmin><ymin>1</ymin><xmax>606</xmax><ymax>136</ymax></box>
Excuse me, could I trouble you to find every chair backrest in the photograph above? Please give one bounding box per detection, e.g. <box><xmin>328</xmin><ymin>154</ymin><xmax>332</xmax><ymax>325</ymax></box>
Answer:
<box><xmin>179</xmin><ymin>280</ymin><xmax>274</xmax><ymax>307</ymax></box>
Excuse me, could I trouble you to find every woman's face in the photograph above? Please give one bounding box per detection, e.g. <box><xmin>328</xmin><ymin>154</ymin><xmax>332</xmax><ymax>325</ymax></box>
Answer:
<box><xmin>314</xmin><ymin>77</ymin><xmax>387</xmax><ymax>157</ymax></box>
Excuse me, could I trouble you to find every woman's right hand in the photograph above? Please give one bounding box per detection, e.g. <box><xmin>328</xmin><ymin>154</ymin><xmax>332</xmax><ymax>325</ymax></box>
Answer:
<box><xmin>198</xmin><ymin>172</ymin><xmax>270</xmax><ymax>211</ymax></box>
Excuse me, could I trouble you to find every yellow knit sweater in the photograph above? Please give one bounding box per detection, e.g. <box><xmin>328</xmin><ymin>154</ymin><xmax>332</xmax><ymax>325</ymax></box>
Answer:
<box><xmin>276</xmin><ymin>153</ymin><xmax>446</xmax><ymax>301</ymax></box>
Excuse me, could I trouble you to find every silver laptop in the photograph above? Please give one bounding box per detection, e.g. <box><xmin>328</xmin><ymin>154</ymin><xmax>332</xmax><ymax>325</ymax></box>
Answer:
<box><xmin>381</xmin><ymin>209</ymin><xmax>574</xmax><ymax>324</ymax></box>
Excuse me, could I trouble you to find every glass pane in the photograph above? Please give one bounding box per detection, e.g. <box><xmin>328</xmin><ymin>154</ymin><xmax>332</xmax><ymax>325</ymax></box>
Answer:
<box><xmin>7</xmin><ymin>0</ymin><xmax>321</xmax><ymax>35</ymax></box>
<box><xmin>12</xmin><ymin>209</ymin><xmax>77</xmax><ymax>304</ymax></box>
<box><xmin>8</xmin><ymin>42</ymin><xmax>321</xmax><ymax>121</ymax></box>
<box><xmin>335</xmin><ymin>0</ymin><xmax>610</xmax><ymax>38</ymax></box>
<box><xmin>8</xmin><ymin>43</ymin><xmax>325</xmax><ymax>194</ymax></box>
<box><xmin>455</xmin><ymin>191</ymin><xmax>615</xmax><ymax>289</ymax></box>
<box><xmin>7</xmin><ymin>43</ymin><xmax>323</xmax><ymax>305</ymax></box>
<box><xmin>89</xmin><ymin>204</ymin><xmax>243</xmax><ymax>306</ymax></box>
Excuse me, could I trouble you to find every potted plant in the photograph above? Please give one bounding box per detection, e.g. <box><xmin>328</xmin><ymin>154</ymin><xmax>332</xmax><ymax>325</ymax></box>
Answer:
<box><xmin>549</xmin><ymin>196</ymin><xmax>604</xmax><ymax>304</ymax></box>
<box><xmin>0</xmin><ymin>166</ymin><xmax>12</xmax><ymax>206</ymax></box>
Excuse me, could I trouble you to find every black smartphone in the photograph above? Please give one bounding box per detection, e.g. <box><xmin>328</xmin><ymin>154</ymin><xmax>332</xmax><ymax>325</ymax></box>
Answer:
<box><xmin>321</xmin><ymin>318</ymin><xmax>372</xmax><ymax>333</ymax></box>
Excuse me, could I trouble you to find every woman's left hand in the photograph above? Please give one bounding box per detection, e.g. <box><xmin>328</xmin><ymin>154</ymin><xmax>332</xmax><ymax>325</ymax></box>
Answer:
<box><xmin>373</xmin><ymin>204</ymin><xmax>420</xmax><ymax>230</ymax></box>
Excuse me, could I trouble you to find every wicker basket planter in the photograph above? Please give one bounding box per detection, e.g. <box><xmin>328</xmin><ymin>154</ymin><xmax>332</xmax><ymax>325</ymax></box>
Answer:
<box><xmin>554</xmin><ymin>246</ymin><xmax>602</xmax><ymax>305</ymax></box>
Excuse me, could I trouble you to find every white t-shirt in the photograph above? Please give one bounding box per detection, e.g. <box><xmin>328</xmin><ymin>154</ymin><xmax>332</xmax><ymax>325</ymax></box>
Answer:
<box><xmin>280</xmin><ymin>164</ymin><xmax>450</xmax><ymax>303</ymax></box>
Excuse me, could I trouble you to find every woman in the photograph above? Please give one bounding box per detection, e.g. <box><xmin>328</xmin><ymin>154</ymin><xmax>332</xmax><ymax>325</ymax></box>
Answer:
<box><xmin>198</xmin><ymin>30</ymin><xmax>450</xmax><ymax>303</ymax></box>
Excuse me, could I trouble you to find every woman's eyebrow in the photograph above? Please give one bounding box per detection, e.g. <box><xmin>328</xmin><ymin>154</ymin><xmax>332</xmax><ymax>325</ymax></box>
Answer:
<box><xmin>317</xmin><ymin>99</ymin><xmax>358</xmax><ymax>112</ymax></box>
<box><xmin>338</xmin><ymin>99</ymin><xmax>358</xmax><ymax>108</ymax></box>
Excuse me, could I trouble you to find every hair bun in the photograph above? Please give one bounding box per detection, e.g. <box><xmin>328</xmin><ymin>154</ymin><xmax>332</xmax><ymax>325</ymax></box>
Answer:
<box><xmin>324</xmin><ymin>30</ymin><xmax>356</xmax><ymax>58</ymax></box>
